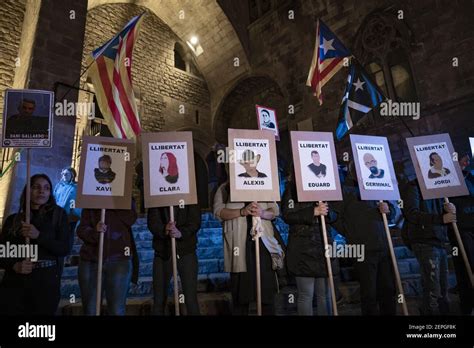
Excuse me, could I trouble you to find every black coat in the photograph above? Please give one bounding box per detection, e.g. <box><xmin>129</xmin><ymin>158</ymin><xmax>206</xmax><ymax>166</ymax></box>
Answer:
<box><xmin>281</xmin><ymin>182</ymin><xmax>336</xmax><ymax>278</ymax></box>
<box><xmin>331</xmin><ymin>178</ymin><xmax>397</xmax><ymax>252</ymax></box>
<box><xmin>450</xmin><ymin>171</ymin><xmax>474</xmax><ymax>232</ymax></box>
<box><xmin>401</xmin><ymin>180</ymin><xmax>448</xmax><ymax>247</ymax></box>
<box><xmin>147</xmin><ymin>204</ymin><xmax>201</xmax><ymax>260</ymax></box>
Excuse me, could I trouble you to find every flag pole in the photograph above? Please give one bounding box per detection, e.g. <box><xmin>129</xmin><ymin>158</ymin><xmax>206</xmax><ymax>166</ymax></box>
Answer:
<box><xmin>170</xmin><ymin>205</ymin><xmax>180</xmax><ymax>316</ymax></box>
<box><xmin>25</xmin><ymin>149</ymin><xmax>31</xmax><ymax>245</ymax></box>
<box><xmin>319</xmin><ymin>201</ymin><xmax>338</xmax><ymax>315</ymax></box>
<box><xmin>252</xmin><ymin>213</ymin><xmax>262</xmax><ymax>316</ymax></box>
<box><xmin>58</xmin><ymin>60</ymin><xmax>95</xmax><ymax>102</ymax></box>
<box><xmin>353</xmin><ymin>58</ymin><xmax>415</xmax><ymax>137</ymax></box>
<box><xmin>95</xmin><ymin>208</ymin><xmax>106</xmax><ymax>315</ymax></box>
<box><xmin>379</xmin><ymin>200</ymin><xmax>409</xmax><ymax>315</ymax></box>
<box><xmin>445</xmin><ymin>198</ymin><xmax>474</xmax><ymax>287</ymax></box>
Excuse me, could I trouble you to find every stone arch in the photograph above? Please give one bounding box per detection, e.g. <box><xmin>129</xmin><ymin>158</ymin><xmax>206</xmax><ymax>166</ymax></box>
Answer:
<box><xmin>213</xmin><ymin>74</ymin><xmax>287</xmax><ymax>144</ymax></box>
<box><xmin>87</xmin><ymin>0</ymin><xmax>250</xmax><ymax>95</ymax></box>
<box><xmin>353</xmin><ymin>8</ymin><xmax>419</xmax><ymax>102</ymax></box>
<box><xmin>174</xmin><ymin>126</ymin><xmax>214</xmax><ymax>162</ymax></box>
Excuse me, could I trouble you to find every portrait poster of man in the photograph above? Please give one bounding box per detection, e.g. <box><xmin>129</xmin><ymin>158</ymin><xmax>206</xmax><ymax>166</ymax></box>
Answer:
<box><xmin>76</xmin><ymin>136</ymin><xmax>134</xmax><ymax>209</ymax></box>
<box><xmin>256</xmin><ymin>105</ymin><xmax>280</xmax><ymax>140</ymax></box>
<box><xmin>141</xmin><ymin>131</ymin><xmax>197</xmax><ymax>208</ymax></box>
<box><xmin>350</xmin><ymin>134</ymin><xmax>400</xmax><ymax>201</ymax></box>
<box><xmin>290</xmin><ymin>131</ymin><xmax>342</xmax><ymax>202</ymax></box>
<box><xmin>1</xmin><ymin>89</ymin><xmax>54</xmax><ymax>148</ymax></box>
<box><xmin>229</xmin><ymin>128</ymin><xmax>280</xmax><ymax>202</ymax></box>
<box><xmin>407</xmin><ymin>133</ymin><xmax>468</xmax><ymax>200</ymax></box>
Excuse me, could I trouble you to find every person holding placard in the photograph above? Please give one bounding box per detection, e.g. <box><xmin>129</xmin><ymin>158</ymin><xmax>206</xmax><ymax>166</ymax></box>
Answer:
<box><xmin>0</xmin><ymin>174</ymin><xmax>72</xmax><ymax>315</ymax></box>
<box><xmin>401</xmin><ymin>180</ymin><xmax>453</xmax><ymax>315</ymax></box>
<box><xmin>281</xmin><ymin>178</ymin><xmax>335</xmax><ymax>316</ymax></box>
<box><xmin>147</xmin><ymin>204</ymin><xmax>201</xmax><ymax>315</ymax></box>
<box><xmin>76</xmin><ymin>202</ymin><xmax>138</xmax><ymax>315</ymax></box>
<box><xmin>332</xmin><ymin>162</ymin><xmax>397</xmax><ymax>315</ymax></box>
<box><xmin>213</xmin><ymin>182</ymin><xmax>284</xmax><ymax>315</ymax></box>
<box><xmin>448</xmin><ymin>153</ymin><xmax>474</xmax><ymax>315</ymax></box>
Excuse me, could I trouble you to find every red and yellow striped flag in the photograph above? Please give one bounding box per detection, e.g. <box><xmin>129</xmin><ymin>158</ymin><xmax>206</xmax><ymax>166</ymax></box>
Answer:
<box><xmin>88</xmin><ymin>13</ymin><xmax>144</xmax><ymax>139</ymax></box>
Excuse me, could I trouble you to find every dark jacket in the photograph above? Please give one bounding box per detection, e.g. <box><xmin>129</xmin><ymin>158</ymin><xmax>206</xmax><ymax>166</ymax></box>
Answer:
<box><xmin>77</xmin><ymin>206</ymin><xmax>137</xmax><ymax>262</ymax></box>
<box><xmin>0</xmin><ymin>205</ymin><xmax>71</xmax><ymax>272</ymax></box>
<box><xmin>401</xmin><ymin>180</ymin><xmax>448</xmax><ymax>247</ymax></box>
<box><xmin>450</xmin><ymin>171</ymin><xmax>474</xmax><ymax>232</ymax></box>
<box><xmin>147</xmin><ymin>204</ymin><xmax>201</xmax><ymax>260</ymax></box>
<box><xmin>332</xmin><ymin>177</ymin><xmax>396</xmax><ymax>252</ymax></box>
<box><xmin>281</xmin><ymin>181</ymin><xmax>336</xmax><ymax>278</ymax></box>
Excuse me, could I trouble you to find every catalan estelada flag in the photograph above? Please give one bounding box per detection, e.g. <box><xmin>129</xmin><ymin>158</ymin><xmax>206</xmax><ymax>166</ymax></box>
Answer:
<box><xmin>306</xmin><ymin>19</ymin><xmax>351</xmax><ymax>105</ymax></box>
<box><xmin>88</xmin><ymin>13</ymin><xmax>144</xmax><ymax>139</ymax></box>
<box><xmin>336</xmin><ymin>61</ymin><xmax>385</xmax><ymax>140</ymax></box>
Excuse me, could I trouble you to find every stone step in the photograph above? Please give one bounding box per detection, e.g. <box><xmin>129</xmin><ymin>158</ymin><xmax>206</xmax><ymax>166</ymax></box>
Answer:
<box><xmin>60</xmin><ymin>280</ymin><xmax>463</xmax><ymax>317</ymax></box>
<box><xmin>61</xmin><ymin>272</ymin><xmax>230</xmax><ymax>299</ymax></box>
<box><xmin>63</xmin><ymin>267</ymin><xmax>459</xmax><ymax>301</ymax></box>
<box><xmin>65</xmin><ymin>250</ymin><xmax>226</xmax><ymax>269</ymax></box>
<box><xmin>62</xmin><ymin>255</ymin><xmax>226</xmax><ymax>281</ymax></box>
<box><xmin>60</xmin><ymin>292</ymin><xmax>233</xmax><ymax>316</ymax></box>
<box><xmin>200</xmin><ymin>221</ymin><xmax>222</xmax><ymax>229</ymax></box>
<box><xmin>196</xmin><ymin>235</ymin><xmax>222</xmax><ymax>248</ymax></box>
<box><xmin>197</xmin><ymin>246</ymin><xmax>224</xmax><ymax>259</ymax></box>
<box><xmin>394</xmin><ymin>246</ymin><xmax>415</xmax><ymax>259</ymax></box>
<box><xmin>72</xmin><ymin>228</ymin><xmax>225</xmax><ymax>250</ymax></box>
<box><xmin>196</xmin><ymin>228</ymin><xmax>222</xmax><ymax>237</ymax></box>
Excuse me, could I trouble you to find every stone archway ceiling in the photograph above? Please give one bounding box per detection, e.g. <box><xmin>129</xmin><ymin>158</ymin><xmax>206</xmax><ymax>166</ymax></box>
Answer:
<box><xmin>214</xmin><ymin>76</ymin><xmax>284</xmax><ymax>144</ymax></box>
<box><xmin>88</xmin><ymin>0</ymin><xmax>250</xmax><ymax>96</ymax></box>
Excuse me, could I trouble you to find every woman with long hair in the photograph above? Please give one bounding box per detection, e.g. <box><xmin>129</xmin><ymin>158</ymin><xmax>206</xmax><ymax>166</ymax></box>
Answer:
<box><xmin>0</xmin><ymin>174</ymin><xmax>72</xmax><ymax>315</ymax></box>
<box><xmin>159</xmin><ymin>152</ymin><xmax>179</xmax><ymax>184</ymax></box>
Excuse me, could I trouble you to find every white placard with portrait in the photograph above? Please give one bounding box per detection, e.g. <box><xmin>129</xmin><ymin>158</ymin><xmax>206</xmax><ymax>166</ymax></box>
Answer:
<box><xmin>234</xmin><ymin>137</ymin><xmax>273</xmax><ymax>191</ymax></box>
<box><xmin>142</xmin><ymin>132</ymin><xmax>197</xmax><ymax>208</ymax></box>
<box><xmin>406</xmin><ymin>133</ymin><xmax>468</xmax><ymax>200</ymax></box>
<box><xmin>413</xmin><ymin>142</ymin><xmax>460</xmax><ymax>189</ymax></box>
<box><xmin>148</xmin><ymin>142</ymin><xmax>190</xmax><ymax>196</ymax></box>
<box><xmin>82</xmin><ymin>143</ymin><xmax>127</xmax><ymax>196</ymax></box>
<box><xmin>256</xmin><ymin>105</ymin><xmax>280</xmax><ymax>140</ymax></box>
<box><xmin>354</xmin><ymin>142</ymin><xmax>395</xmax><ymax>191</ymax></box>
<box><xmin>76</xmin><ymin>136</ymin><xmax>134</xmax><ymax>210</ymax></box>
<box><xmin>298</xmin><ymin>141</ymin><xmax>337</xmax><ymax>191</ymax></box>
<box><xmin>290</xmin><ymin>131</ymin><xmax>342</xmax><ymax>202</ymax></box>
<box><xmin>350</xmin><ymin>134</ymin><xmax>400</xmax><ymax>201</ymax></box>
<box><xmin>229</xmin><ymin>129</ymin><xmax>280</xmax><ymax>202</ymax></box>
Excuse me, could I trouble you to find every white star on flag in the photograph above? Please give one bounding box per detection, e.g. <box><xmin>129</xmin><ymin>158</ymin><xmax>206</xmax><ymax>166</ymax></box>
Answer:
<box><xmin>353</xmin><ymin>78</ymin><xmax>365</xmax><ymax>91</ymax></box>
<box><xmin>319</xmin><ymin>37</ymin><xmax>335</xmax><ymax>55</ymax></box>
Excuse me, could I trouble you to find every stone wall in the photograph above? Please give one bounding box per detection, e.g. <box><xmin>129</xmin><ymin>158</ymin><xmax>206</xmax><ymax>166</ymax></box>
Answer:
<box><xmin>218</xmin><ymin>0</ymin><xmax>474</xmax><ymax>167</ymax></box>
<box><xmin>82</xmin><ymin>4</ymin><xmax>211</xmax><ymax>135</ymax></box>
<box><xmin>7</xmin><ymin>0</ymin><xmax>88</xmax><ymax>215</ymax></box>
<box><xmin>0</xmin><ymin>0</ymin><xmax>26</xmax><ymax>125</ymax></box>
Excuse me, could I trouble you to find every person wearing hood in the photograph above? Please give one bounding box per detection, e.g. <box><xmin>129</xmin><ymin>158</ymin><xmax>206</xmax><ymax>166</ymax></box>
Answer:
<box><xmin>332</xmin><ymin>161</ymin><xmax>398</xmax><ymax>315</ymax></box>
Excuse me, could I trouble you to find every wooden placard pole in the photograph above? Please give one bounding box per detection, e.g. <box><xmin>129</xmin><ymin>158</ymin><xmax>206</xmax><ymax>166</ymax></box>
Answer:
<box><xmin>445</xmin><ymin>197</ymin><xmax>474</xmax><ymax>288</ymax></box>
<box><xmin>170</xmin><ymin>205</ymin><xmax>180</xmax><ymax>316</ymax></box>
<box><xmin>319</xmin><ymin>201</ymin><xmax>338</xmax><ymax>316</ymax></box>
<box><xmin>95</xmin><ymin>208</ymin><xmax>106</xmax><ymax>316</ymax></box>
<box><xmin>379</xmin><ymin>200</ymin><xmax>409</xmax><ymax>315</ymax></box>
<box><xmin>25</xmin><ymin>149</ymin><xmax>31</xmax><ymax>244</ymax></box>
<box><xmin>252</xmin><ymin>214</ymin><xmax>262</xmax><ymax>316</ymax></box>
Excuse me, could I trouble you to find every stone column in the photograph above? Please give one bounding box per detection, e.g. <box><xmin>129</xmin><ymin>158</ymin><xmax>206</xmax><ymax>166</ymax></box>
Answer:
<box><xmin>6</xmin><ymin>0</ymin><xmax>88</xmax><ymax>215</ymax></box>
